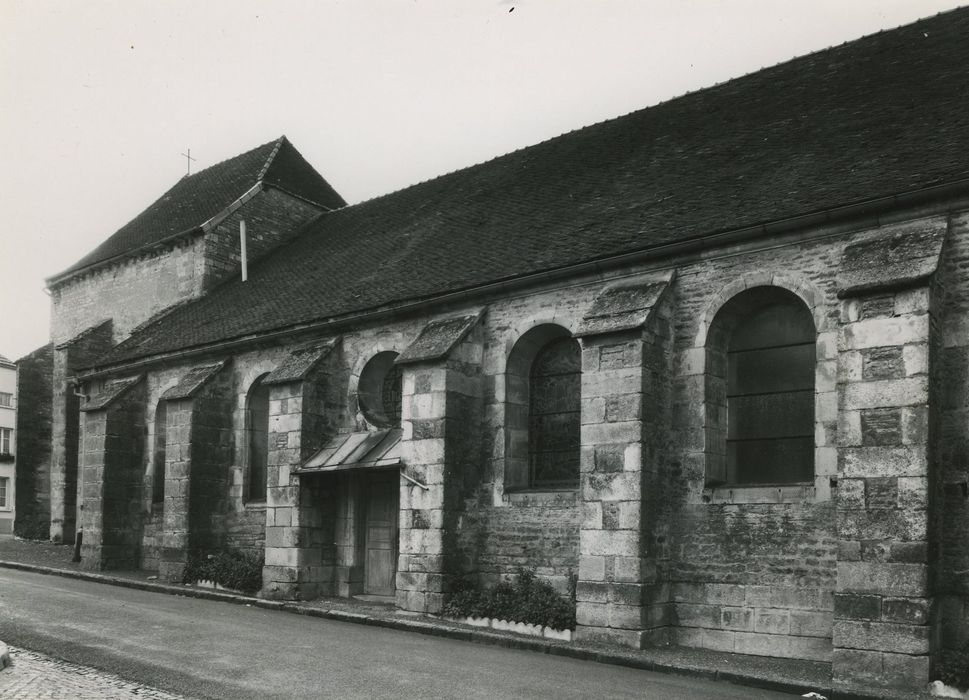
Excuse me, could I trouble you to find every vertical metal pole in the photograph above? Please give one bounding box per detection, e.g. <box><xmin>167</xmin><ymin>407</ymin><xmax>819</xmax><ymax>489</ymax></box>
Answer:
<box><xmin>240</xmin><ymin>220</ymin><xmax>248</xmax><ymax>282</ymax></box>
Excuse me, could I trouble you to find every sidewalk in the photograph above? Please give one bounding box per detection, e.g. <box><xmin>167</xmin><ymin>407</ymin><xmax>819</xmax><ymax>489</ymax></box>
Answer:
<box><xmin>0</xmin><ymin>538</ymin><xmax>929</xmax><ymax>700</ymax></box>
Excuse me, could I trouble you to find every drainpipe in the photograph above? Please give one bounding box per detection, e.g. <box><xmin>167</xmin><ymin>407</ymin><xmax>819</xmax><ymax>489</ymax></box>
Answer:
<box><xmin>240</xmin><ymin>220</ymin><xmax>248</xmax><ymax>282</ymax></box>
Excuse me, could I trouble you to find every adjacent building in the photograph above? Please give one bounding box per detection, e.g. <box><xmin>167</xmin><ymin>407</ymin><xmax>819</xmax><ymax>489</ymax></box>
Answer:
<box><xmin>20</xmin><ymin>8</ymin><xmax>969</xmax><ymax>693</ymax></box>
<box><xmin>0</xmin><ymin>353</ymin><xmax>16</xmax><ymax>535</ymax></box>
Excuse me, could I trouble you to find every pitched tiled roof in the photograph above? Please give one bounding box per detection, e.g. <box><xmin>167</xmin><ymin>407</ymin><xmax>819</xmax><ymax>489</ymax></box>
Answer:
<box><xmin>51</xmin><ymin>137</ymin><xmax>345</xmax><ymax>282</ymax></box>
<box><xmin>97</xmin><ymin>8</ymin><xmax>969</xmax><ymax>369</ymax></box>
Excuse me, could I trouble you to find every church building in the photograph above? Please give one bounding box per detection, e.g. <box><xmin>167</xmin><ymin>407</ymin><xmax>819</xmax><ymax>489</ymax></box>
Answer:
<box><xmin>32</xmin><ymin>8</ymin><xmax>969</xmax><ymax>693</ymax></box>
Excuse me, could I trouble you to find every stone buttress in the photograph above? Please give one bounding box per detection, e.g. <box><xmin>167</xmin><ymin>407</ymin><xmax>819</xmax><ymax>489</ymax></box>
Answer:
<box><xmin>832</xmin><ymin>218</ymin><xmax>946</xmax><ymax>692</ymax></box>
<box><xmin>573</xmin><ymin>276</ymin><xmax>674</xmax><ymax>647</ymax></box>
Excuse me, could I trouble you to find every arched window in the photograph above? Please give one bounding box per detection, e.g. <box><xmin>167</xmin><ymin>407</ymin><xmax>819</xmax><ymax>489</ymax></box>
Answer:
<box><xmin>358</xmin><ymin>352</ymin><xmax>403</xmax><ymax>428</ymax></box>
<box><xmin>528</xmin><ymin>337</ymin><xmax>581</xmax><ymax>488</ymax></box>
<box><xmin>152</xmin><ymin>401</ymin><xmax>167</xmax><ymax>505</ymax></box>
<box><xmin>505</xmin><ymin>325</ymin><xmax>581</xmax><ymax>491</ymax></box>
<box><xmin>246</xmin><ymin>376</ymin><xmax>270</xmax><ymax>502</ymax></box>
<box><xmin>709</xmin><ymin>287</ymin><xmax>816</xmax><ymax>486</ymax></box>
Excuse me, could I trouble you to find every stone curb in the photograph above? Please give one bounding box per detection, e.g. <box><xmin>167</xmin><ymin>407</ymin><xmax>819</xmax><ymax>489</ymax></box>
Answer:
<box><xmin>0</xmin><ymin>560</ymin><xmax>910</xmax><ymax>700</ymax></box>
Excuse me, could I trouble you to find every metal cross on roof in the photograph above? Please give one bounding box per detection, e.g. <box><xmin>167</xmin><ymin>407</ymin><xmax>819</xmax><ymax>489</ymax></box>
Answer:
<box><xmin>180</xmin><ymin>148</ymin><xmax>196</xmax><ymax>175</ymax></box>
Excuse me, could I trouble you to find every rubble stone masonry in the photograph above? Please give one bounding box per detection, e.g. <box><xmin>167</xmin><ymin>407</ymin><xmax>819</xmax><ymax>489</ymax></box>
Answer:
<box><xmin>52</xmin><ymin>205</ymin><xmax>969</xmax><ymax>692</ymax></box>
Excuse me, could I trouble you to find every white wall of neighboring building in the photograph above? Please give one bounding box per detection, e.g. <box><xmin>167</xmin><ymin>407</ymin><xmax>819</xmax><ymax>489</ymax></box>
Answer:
<box><xmin>0</xmin><ymin>356</ymin><xmax>16</xmax><ymax>535</ymax></box>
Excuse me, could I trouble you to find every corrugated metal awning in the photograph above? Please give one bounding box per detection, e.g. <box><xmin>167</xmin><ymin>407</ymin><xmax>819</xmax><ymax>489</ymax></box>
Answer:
<box><xmin>295</xmin><ymin>428</ymin><xmax>402</xmax><ymax>474</ymax></box>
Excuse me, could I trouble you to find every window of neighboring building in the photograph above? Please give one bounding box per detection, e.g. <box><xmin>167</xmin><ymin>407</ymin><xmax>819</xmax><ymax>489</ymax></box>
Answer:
<box><xmin>246</xmin><ymin>376</ymin><xmax>270</xmax><ymax>502</ymax></box>
<box><xmin>152</xmin><ymin>401</ymin><xmax>168</xmax><ymax>505</ymax></box>
<box><xmin>0</xmin><ymin>477</ymin><xmax>7</xmax><ymax>508</ymax></box>
<box><xmin>358</xmin><ymin>352</ymin><xmax>403</xmax><ymax>428</ymax></box>
<box><xmin>708</xmin><ymin>286</ymin><xmax>816</xmax><ymax>486</ymax></box>
<box><xmin>0</xmin><ymin>428</ymin><xmax>11</xmax><ymax>455</ymax></box>
<box><xmin>0</xmin><ymin>392</ymin><xmax>11</xmax><ymax>407</ymax></box>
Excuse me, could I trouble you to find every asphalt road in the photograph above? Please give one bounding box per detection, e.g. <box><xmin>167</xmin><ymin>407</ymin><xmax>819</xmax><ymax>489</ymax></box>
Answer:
<box><xmin>0</xmin><ymin>568</ymin><xmax>795</xmax><ymax>699</ymax></box>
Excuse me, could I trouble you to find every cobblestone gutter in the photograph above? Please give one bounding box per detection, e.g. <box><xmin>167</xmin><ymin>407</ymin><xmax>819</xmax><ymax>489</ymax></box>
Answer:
<box><xmin>0</xmin><ymin>646</ymin><xmax>188</xmax><ymax>699</ymax></box>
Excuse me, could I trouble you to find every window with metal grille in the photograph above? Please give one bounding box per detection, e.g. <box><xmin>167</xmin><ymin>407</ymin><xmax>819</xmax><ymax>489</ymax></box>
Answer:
<box><xmin>726</xmin><ymin>294</ymin><xmax>815</xmax><ymax>484</ymax></box>
<box><xmin>528</xmin><ymin>337</ymin><xmax>581</xmax><ymax>488</ymax></box>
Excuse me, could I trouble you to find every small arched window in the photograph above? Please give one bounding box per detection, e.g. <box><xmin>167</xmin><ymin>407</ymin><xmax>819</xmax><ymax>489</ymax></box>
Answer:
<box><xmin>358</xmin><ymin>352</ymin><xmax>403</xmax><ymax>428</ymax></box>
<box><xmin>246</xmin><ymin>376</ymin><xmax>270</xmax><ymax>502</ymax></box>
<box><xmin>527</xmin><ymin>337</ymin><xmax>581</xmax><ymax>489</ymax></box>
<box><xmin>716</xmin><ymin>287</ymin><xmax>816</xmax><ymax>485</ymax></box>
<box><xmin>152</xmin><ymin>401</ymin><xmax>167</xmax><ymax>505</ymax></box>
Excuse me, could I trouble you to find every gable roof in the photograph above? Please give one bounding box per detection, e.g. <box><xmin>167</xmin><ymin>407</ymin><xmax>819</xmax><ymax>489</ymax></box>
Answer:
<box><xmin>49</xmin><ymin>137</ymin><xmax>345</xmax><ymax>284</ymax></box>
<box><xmin>95</xmin><ymin>8</ymin><xmax>969</xmax><ymax>370</ymax></box>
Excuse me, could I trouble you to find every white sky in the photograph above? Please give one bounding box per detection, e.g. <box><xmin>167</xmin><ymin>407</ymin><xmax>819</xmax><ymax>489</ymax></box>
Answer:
<box><xmin>0</xmin><ymin>0</ymin><xmax>965</xmax><ymax>361</ymax></box>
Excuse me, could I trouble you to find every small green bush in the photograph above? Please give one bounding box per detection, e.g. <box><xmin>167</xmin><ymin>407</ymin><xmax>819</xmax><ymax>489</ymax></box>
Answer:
<box><xmin>936</xmin><ymin>640</ymin><xmax>969</xmax><ymax>691</ymax></box>
<box><xmin>442</xmin><ymin>567</ymin><xmax>576</xmax><ymax>630</ymax></box>
<box><xmin>183</xmin><ymin>550</ymin><xmax>263</xmax><ymax>594</ymax></box>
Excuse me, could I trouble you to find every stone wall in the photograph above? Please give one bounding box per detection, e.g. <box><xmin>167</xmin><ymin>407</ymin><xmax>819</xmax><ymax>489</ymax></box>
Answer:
<box><xmin>670</xmin><ymin>504</ymin><xmax>836</xmax><ymax>661</ymax></box>
<box><xmin>936</xmin><ymin>211</ymin><xmax>969</xmax><ymax>650</ymax></box>
<box><xmin>14</xmin><ymin>344</ymin><xmax>53</xmax><ymax>539</ymax></box>
<box><xmin>830</xmin><ymin>281</ymin><xmax>936</xmax><ymax>690</ymax></box>
<box><xmin>79</xmin><ymin>379</ymin><xmax>147</xmax><ymax>570</ymax></box>
<box><xmin>200</xmin><ymin>187</ymin><xmax>324</xmax><ymax>291</ymax></box>
<box><xmin>659</xmin><ymin>238</ymin><xmax>843</xmax><ymax>660</ymax></box>
<box><xmin>57</xmin><ymin>202</ymin><xmax>969</xmax><ymax>683</ymax></box>
<box><xmin>453</xmin><ymin>493</ymin><xmax>580</xmax><ymax>590</ymax></box>
<box><xmin>51</xmin><ymin>322</ymin><xmax>113</xmax><ymax>543</ymax></box>
<box><xmin>48</xmin><ymin>187</ymin><xmax>326</xmax><ymax>547</ymax></box>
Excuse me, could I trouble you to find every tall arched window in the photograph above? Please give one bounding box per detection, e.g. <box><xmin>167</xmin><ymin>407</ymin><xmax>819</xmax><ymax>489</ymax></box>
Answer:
<box><xmin>152</xmin><ymin>401</ymin><xmax>167</xmax><ymax>505</ymax></box>
<box><xmin>527</xmin><ymin>337</ymin><xmax>582</xmax><ymax>488</ymax></box>
<box><xmin>709</xmin><ymin>287</ymin><xmax>816</xmax><ymax>486</ymax></box>
<box><xmin>246</xmin><ymin>376</ymin><xmax>270</xmax><ymax>502</ymax></box>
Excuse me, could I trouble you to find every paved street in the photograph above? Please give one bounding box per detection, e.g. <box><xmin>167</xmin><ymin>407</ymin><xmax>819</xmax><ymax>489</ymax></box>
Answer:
<box><xmin>0</xmin><ymin>568</ymin><xmax>796</xmax><ymax>699</ymax></box>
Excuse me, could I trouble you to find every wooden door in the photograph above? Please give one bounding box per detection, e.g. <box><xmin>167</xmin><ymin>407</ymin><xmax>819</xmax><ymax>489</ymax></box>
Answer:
<box><xmin>364</xmin><ymin>472</ymin><xmax>398</xmax><ymax>596</ymax></box>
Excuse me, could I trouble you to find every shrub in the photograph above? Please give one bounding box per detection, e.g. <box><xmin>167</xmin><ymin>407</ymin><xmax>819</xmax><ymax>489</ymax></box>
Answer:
<box><xmin>183</xmin><ymin>550</ymin><xmax>264</xmax><ymax>594</ymax></box>
<box><xmin>936</xmin><ymin>640</ymin><xmax>969</xmax><ymax>691</ymax></box>
<box><xmin>442</xmin><ymin>567</ymin><xmax>576</xmax><ymax>630</ymax></box>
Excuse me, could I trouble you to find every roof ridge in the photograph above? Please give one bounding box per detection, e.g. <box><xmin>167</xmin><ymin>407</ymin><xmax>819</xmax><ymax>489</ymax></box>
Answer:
<box><xmin>257</xmin><ymin>135</ymin><xmax>287</xmax><ymax>182</ymax></box>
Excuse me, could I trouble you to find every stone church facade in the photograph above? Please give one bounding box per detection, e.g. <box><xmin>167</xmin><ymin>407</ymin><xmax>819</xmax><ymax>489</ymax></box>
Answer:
<box><xmin>27</xmin><ymin>9</ymin><xmax>969</xmax><ymax>693</ymax></box>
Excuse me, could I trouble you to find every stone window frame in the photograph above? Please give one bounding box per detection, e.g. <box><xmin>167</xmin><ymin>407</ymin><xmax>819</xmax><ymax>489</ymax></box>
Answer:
<box><xmin>690</xmin><ymin>272</ymin><xmax>837</xmax><ymax>504</ymax></box>
<box><xmin>502</xmin><ymin>322</ymin><xmax>582</xmax><ymax>495</ymax></box>
<box><xmin>243</xmin><ymin>373</ymin><xmax>271</xmax><ymax>505</ymax></box>
<box><xmin>348</xmin><ymin>342</ymin><xmax>405</xmax><ymax>433</ymax></box>
<box><xmin>357</xmin><ymin>351</ymin><xmax>404</xmax><ymax>429</ymax></box>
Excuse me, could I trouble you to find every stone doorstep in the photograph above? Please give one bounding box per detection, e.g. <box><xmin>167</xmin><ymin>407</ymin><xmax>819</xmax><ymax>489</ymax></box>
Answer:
<box><xmin>0</xmin><ymin>559</ymin><xmax>917</xmax><ymax>700</ymax></box>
